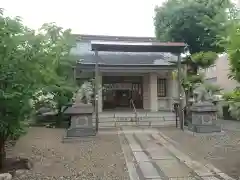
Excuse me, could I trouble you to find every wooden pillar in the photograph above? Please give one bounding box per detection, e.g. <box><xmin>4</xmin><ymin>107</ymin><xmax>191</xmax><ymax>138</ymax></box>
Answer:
<box><xmin>177</xmin><ymin>54</ymin><xmax>184</xmax><ymax>130</ymax></box>
<box><xmin>149</xmin><ymin>73</ymin><xmax>158</xmax><ymax>111</ymax></box>
<box><xmin>94</xmin><ymin>50</ymin><xmax>99</xmax><ymax>132</ymax></box>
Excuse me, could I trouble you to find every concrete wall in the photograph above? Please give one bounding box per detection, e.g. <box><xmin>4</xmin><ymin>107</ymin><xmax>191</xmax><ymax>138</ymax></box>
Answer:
<box><xmin>158</xmin><ymin>73</ymin><xmax>178</xmax><ymax>110</ymax></box>
<box><xmin>203</xmin><ymin>54</ymin><xmax>239</xmax><ymax>92</ymax></box>
<box><xmin>143</xmin><ymin>72</ymin><xmax>178</xmax><ymax>111</ymax></box>
<box><xmin>215</xmin><ymin>55</ymin><xmax>239</xmax><ymax>92</ymax></box>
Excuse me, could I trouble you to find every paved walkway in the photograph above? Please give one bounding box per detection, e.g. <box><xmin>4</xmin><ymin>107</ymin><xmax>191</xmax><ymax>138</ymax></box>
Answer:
<box><xmin>119</xmin><ymin>127</ymin><xmax>234</xmax><ymax>180</ymax></box>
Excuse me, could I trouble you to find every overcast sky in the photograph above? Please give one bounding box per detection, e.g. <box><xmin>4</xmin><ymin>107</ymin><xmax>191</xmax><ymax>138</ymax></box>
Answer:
<box><xmin>1</xmin><ymin>0</ymin><xmax>165</xmax><ymax>37</ymax></box>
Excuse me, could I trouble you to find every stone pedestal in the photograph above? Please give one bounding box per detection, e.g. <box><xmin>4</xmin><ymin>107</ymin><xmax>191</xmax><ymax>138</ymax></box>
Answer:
<box><xmin>188</xmin><ymin>101</ymin><xmax>221</xmax><ymax>133</ymax></box>
<box><xmin>63</xmin><ymin>103</ymin><xmax>96</xmax><ymax>138</ymax></box>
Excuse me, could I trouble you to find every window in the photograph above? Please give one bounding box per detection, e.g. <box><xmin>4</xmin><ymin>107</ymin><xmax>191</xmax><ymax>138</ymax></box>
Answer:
<box><xmin>202</xmin><ymin>65</ymin><xmax>216</xmax><ymax>73</ymax></box>
<box><xmin>209</xmin><ymin>65</ymin><xmax>216</xmax><ymax>72</ymax></box>
<box><xmin>71</xmin><ymin>42</ymin><xmax>91</xmax><ymax>55</ymax></box>
<box><xmin>206</xmin><ymin>65</ymin><xmax>217</xmax><ymax>73</ymax></box>
<box><xmin>157</xmin><ymin>79</ymin><xmax>167</xmax><ymax>97</ymax></box>
<box><xmin>212</xmin><ymin>65</ymin><xmax>216</xmax><ymax>71</ymax></box>
<box><xmin>205</xmin><ymin>77</ymin><xmax>217</xmax><ymax>83</ymax></box>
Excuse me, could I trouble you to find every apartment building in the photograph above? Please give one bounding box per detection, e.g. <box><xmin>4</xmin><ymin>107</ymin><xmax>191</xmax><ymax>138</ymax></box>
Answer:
<box><xmin>199</xmin><ymin>54</ymin><xmax>239</xmax><ymax>92</ymax></box>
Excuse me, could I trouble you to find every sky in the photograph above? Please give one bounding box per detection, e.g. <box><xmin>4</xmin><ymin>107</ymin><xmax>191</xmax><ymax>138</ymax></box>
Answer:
<box><xmin>1</xmin><ymin>0</ymin><xmax>165</xmax><ymax>37</ymax></box>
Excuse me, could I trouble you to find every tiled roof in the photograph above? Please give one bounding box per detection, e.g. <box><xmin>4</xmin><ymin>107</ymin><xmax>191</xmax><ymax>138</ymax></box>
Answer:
<box><xmin>78</xmin><ymin>52</ymin><xmax>177</xmax><ymax>65</ymax></box>
<box><xmin>73</xmin><ymin>34</ymin><xmax>158</xmax><ymax>42</ymax></box>
<box><xmin>72</xmin><ymin>34</ymin><xmax>179</xmax><ymax>66</ymax></box>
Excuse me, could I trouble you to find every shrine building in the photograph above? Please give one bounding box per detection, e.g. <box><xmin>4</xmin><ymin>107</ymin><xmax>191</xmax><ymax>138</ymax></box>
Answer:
<box><xmin>71</xmin><ymin>35</ymin><xmax>186</xmax><ymax>113</ymax></box>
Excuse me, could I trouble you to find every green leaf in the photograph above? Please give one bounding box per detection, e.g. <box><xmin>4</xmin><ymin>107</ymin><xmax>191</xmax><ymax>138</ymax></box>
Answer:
<box><xmin>0</xmin><ymin>12</ymin><xmax>77</xmax><ymax>140</ymax></box>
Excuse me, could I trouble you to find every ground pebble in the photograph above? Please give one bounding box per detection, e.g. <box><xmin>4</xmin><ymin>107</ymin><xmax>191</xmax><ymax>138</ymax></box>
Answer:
<box><xmin>7</xmin><ymin>127</ymin><xmax>129</xmax><ymax>180</ymax></box>
<box><xmin>0</xmin><ymin>173</ymin><xmax>12</xmax><ymax>180</ymax></box>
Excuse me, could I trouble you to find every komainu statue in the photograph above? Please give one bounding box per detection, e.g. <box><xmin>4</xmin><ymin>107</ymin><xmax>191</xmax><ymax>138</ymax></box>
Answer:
<box><xmin>73</xmin><ymin>82</ymin><xmax>93</xmax><ymax>104</ymax></box>
<box><xmin>193</xmin><ymin>83</ymin><xmax>211</xmax><ymax>103</ymax></box>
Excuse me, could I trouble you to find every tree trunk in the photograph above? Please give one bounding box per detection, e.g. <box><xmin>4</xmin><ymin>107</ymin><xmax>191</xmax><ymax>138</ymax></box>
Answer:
<box><xmin>0</xmin><ymin>136</ymin><xmax>6</xmax><ymax>169</ymax></box>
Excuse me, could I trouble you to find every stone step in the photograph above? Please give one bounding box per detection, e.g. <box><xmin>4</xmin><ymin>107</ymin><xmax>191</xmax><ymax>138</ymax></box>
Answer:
<box><xmin>97</xmin><ymin>117</ymin><xmax>175</xmax><ymax>120</ymax></box>
<box><xmin>97</xmin><ymin>118</ymin><xmax>175</xmax><ymax>123</ymax></box>
<box><xmin>92</xmin><ymin>121</ymin><xmax>175</xmax><ymax>127</ymax></box>
<box><xmin>66</xmin><ymin>127</ymin><xmax>96</xmax><ymax>137</ymax></box>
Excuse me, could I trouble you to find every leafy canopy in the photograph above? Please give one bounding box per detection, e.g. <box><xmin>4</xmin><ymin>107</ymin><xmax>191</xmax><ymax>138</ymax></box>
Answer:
<box><xmin>37</xmin><ymin>23</ymin><xmax>77</xmax><ymax>115</ymax></box>
<box><xmin>0</xmin><ymin>9</ymin><xmax>77</xmax><ymax>141</ymax></box>
<box><xmin>0</xmin><ymin>9</ymin><xmax>51</xmax><ymax>139</ymax></box>
<box><xmin>154</xmin><ymin>0</ymin><xmax>236</xmax><ymax>89</ymax></box>
<box><xmin>154</xmin><ymin>0</ymin><xmax>234</xmax><ymax>54</ymax></box>
<box><xmin>223</xmin><ymin>22</ymin><xmax>240</xmax><ymax>82</ymax></box>
<box><xmin>154</xmin><ymin>0</ymin><xmax>237</xmax><ymax>112</ymax></box>
<box><xmin>220</xmin><ymin>11</ymin><xmax>240</xmax><ymax>121</ymax></box>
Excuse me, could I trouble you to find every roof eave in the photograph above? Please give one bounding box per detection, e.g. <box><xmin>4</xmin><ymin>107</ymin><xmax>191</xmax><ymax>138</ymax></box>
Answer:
<box><xmin>91</xmin><ymin>42</ymin><xmax>186</xmax><ymax>53</ymax></box>
<box><xmin>75</xmin><ymin>63</ymin><xmax>176</xmax><ymax>68</ymax></box>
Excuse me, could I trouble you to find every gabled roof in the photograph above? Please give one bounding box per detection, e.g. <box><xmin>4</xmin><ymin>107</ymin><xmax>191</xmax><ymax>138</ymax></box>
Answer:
<box><xmin>91</xmin><ymin>41</ymin><xmax>186</xmax><ymax>53</ymax></box>
<box><xmin>73</xmin><ymin>34</ymin><xmax>185</xmax><ymax>66</ymax></box>
<box><xmin>78</xmin><ymin>51</ymin><xmax>177</xmax><ymax>66</ymax></box>
<box><xmin>73</xmin><ymin>34</ymin><xmax>158</xmax><ymax>42</ymax></box>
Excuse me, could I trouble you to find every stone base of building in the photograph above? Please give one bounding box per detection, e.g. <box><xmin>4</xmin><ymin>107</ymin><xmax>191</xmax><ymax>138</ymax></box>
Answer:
<box><xmin>188</xmin><ymin>123</ymin><xmax>222</xmax><ymax>133</ymax></box>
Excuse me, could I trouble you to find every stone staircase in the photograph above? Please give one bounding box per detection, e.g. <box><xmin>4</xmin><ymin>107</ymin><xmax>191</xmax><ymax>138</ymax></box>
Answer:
<box><xmin>92</xmin><ymin>111</ymin><xmax>177</xmax><ymax>127</ymax></box>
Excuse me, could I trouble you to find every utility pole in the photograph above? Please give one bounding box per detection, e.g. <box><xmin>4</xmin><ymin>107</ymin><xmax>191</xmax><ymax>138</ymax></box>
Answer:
<box><xmin>177</xmin><ymin>54</ymin><xmax>184</xmax><ymax>130</ymax></box>
<box><xmin>94</xmin><ymin>50</ymin><xmax>99</xmax><ymax>132</ymax></box>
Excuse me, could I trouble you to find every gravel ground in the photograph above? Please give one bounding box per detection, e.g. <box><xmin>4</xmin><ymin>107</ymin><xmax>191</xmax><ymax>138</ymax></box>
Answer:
<box><xmin>158</xmin><ymin>126</ymin><xmax>240</xmax><ymax>179</ymax></box>
<box><xmin>8</xmin><ymin>127</ymin><xmax>129</xmax><ymax>180</ymax></box>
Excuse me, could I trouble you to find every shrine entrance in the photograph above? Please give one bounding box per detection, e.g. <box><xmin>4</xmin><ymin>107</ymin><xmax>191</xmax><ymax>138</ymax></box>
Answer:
<box><xmin>102</xmin><ymin>76</ymin><xmax>143</xmax><ymax>110</ymax></box>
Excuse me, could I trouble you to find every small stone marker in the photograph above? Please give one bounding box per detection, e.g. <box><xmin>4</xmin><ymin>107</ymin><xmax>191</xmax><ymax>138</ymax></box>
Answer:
<box><xmin>63</xmin><ymin>103</ymin><xmax>96</xmax><ymax>139</ymax></box>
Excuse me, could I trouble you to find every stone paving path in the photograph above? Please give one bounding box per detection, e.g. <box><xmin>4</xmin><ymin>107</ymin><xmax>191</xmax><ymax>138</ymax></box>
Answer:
<box><xmin>119</xmin><ymin>127</ymin><xmax>235</xmax><ymax>180</ymax></box>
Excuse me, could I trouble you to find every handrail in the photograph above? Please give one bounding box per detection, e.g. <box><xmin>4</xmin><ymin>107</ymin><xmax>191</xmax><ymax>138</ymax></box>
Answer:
<box><xmin>130</xmin><ymin>99</ymin><xmax>138</xmax><ymax>124</ymax></box>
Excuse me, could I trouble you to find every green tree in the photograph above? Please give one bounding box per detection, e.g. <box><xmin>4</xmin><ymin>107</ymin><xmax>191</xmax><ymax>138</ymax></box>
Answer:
<box><xmin>154</xmin><ymin>0</ymin><xmax>234</xmax><ymax>53</ymax></box>
<box><xmin>221</xmin><ymin>18</ymin><xmax>240</xmax><ymax>120</ymax></box>
<box><xmin>38</xmin><ymin>23</ymin><xmax>77</xmax><ymax>125</ymax></box>
<box><xmin>0</xmin><ymin>9</ymin><xmax>56</xmax><ymax>167</ymax></box>
<box><xmin>154</xmin><ymin>0</ymin><xmax>235</xmax><ymax>116</ymax></box>
<box><xmin>204</xmin><ymin>83</ymin><xmax>222</xmax><ymax>96</ymax></box>
<box><xmin>0</xmin><ymin>9</ymin><xmax>76</xmax><ymax>168</ymax></box>
<box><xmin>224</xmin><ymin>23</ymin><xmax>240</xmax><ymax>82</ymax></box>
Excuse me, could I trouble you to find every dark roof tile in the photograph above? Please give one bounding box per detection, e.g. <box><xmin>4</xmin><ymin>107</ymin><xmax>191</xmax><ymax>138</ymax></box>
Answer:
<box><xmin>78</xmin><ymin>52</ymin><xmax>177</xmax><ymax>65</ymax></box>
